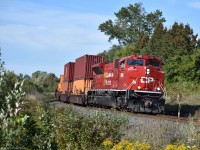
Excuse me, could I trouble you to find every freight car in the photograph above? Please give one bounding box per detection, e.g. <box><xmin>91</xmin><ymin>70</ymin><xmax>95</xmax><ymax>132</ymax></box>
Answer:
<box><xmin>55</xmin><ymin>54</ymin><xmax>165</xmax><ymax>113</ymax></box>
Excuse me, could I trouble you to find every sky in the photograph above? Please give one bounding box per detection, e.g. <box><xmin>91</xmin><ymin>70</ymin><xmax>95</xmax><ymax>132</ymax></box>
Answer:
<box><xmin>0</xmin><ymin>0</ymin><xmax>200</xmax><ymax>77</ymax></box>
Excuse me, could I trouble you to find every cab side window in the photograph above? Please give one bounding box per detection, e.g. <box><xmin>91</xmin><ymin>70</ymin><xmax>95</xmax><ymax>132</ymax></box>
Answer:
<box><xmin>128</xmin><ymin>59</ymin><xmax>143</xmax><ymax>66</ymax></box>
<box><xmin>120</xmin><ymin>60</ymin><xmax>125</xmax><ymax>69</ymax></box>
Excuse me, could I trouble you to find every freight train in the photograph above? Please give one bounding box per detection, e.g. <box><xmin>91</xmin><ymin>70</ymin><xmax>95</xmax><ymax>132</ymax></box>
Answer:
<box><xmin>55</xmin><ymin>54</ymin><xmax>165</xmax><ymax>113</ymax></box>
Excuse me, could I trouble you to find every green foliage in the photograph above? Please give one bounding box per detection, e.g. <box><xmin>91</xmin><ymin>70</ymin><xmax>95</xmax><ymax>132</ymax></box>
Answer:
<box><xmin>32</xmin><ymin>71</ymin><xmax>58</xmax><ymax>92</ymax></box>
<box><xmin>134</xmin><ymin>31</ymin><xmax>149</xmax><ymax>54</ymax></box>
<box><xmin>99</xmin><ymin>2</ymin><xmax>165</xmax><ymax>45</ymax></box>
<box><xmin>20</xmin><ymin>99</ymin><xmax>128</xmax><ymax>150</ymax></box>
<box><xmin>0</xmin><ymin>62</ymin><xmax>24</xmax><ymax>111</ymax></box>
<box><xmin>164</xmin><ymin>49</ymin><xmax>200</xmax><ymax>83</ymax></box>
<box><xmin>0</xmin><ymin>52</ymin><xmax>29</xmax><ymax>148</ymax></box>
<box><xmin>0</xmin><ymin>49</ymin><xmax>5</xmax><ymax>75</ymax></box>
<box><xmin>55</xmin><ymin>107</ymin><xmax>128</xmax><ymax>149</ymax></box>
<box><xmin>146</xmin><ymin>22</ymin><xmax>168</xmax><ymax>60</ymax></box>
<box><xmin>167</xmin><ymin>22</ymin><xmax>198</xmax><ymax>55</ymax></box>
<box><xmin>4</xmin><ymin>71</ymin><xmax>23</xmax><ymax>89</ymax></box>
<box><xmin>115</xmin><ymin>44</ymin><xmax>135</xmax><ymax>58</ymax></box>
<box><xmin>98</xmin><ymin>45</ymin><xmax>123</xmax><ymax>62</ymax></box>
<box><xmin>0</xmin><ymin>78</ymin><xmax>28</xmax><ymax>148</ymax></box>
<box><xmin>23</xmin><ymin>79</ymin><xmax>43</xmax><ymax>94</ymax></box>
<box><xmin>144</xmin><ymin>22</ymin><xmax>199</xmax><ymax>63</ymax></box>
<box><xmin>31</xmin><ymin>100</ymin><xmax>58</xmax><ymax>149</ymax></box>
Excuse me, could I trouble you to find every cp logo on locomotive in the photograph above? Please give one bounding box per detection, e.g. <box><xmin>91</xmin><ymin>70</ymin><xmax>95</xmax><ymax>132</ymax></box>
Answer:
<box><xmin>140</xmin><ymin>77</ymin><xmax>154</xmax><ymax>83</ymax></box>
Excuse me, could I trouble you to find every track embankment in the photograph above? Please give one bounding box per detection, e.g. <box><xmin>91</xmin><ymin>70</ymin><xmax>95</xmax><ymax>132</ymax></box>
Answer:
<box><xmin>50</xmin><ymin>100</ymin><xmax>200</xmax><ymax>126</ymax></box>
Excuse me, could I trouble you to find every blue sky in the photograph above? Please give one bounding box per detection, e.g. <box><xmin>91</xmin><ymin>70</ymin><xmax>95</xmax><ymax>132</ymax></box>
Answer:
<box><xmin>1</xmin><ymin>0</ymin><xmax>200</xmax><ymax>77</ymax></box>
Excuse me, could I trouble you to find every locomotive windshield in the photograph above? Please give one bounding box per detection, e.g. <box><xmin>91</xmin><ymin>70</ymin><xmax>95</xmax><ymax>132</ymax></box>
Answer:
<box><xmin>128</xmin><ymin>59</ymin><xmax>143</xmax><ymax>66</ymax></box>
<box><xmin>146</xmin><ymin>60</ymin><xmax>160</xmax><ymax>67</ymax></box>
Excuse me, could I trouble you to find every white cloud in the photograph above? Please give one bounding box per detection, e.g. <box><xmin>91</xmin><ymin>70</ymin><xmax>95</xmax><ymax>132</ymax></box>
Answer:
<box><xmin>0</xmin><ymin>1</ymin><xmax>113</xmax><ymax>53</ymax></box>
<box><xmin>0</xmin><ymin>0</ymin><xmax>115</xmax><ymax>75</ymax></box>
<box><xmin>189</xmin><ymin>1</ymin><xmax>200</xmax><ymax>9</ymax></box>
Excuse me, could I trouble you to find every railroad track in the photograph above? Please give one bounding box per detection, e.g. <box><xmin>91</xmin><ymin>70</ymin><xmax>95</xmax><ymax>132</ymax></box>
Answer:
<box><xmin>50</xmin><ymin>100</ymin><xmax>200</xmax><ymax>126</ymax></box>
<box><xmin>126</xmin><ymin>112</ymin><xmax>200</xmax><ymax>125</ymax></box>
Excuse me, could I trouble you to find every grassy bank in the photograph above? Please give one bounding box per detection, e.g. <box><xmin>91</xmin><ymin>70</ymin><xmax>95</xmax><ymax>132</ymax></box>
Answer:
<box><xmin>164</xmin><ymin>82</ymin><xmax>200</xmax><ymax>117</ymax></box>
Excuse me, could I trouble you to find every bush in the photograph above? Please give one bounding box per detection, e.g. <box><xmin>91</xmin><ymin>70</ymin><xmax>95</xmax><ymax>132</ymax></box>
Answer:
<box><xmin>0</xmin><ymin>79</ymin><xmax>29</xmax><ymax>148</ymax></box>
<box><xmin>55</xmin><ymin>107</ymin><xmax>128</xmax><ymax>149</ymax></box>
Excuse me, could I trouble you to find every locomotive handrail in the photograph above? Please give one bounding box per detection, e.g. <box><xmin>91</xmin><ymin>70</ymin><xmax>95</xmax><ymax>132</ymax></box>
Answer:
<box><xmin>126</xmin><ymin>77</ymin><xmax>164</xmax><ymax>97</ymax></box>
<box><xmin>134</xmin><ymin>77</ymin><xmax>164</xmax><ymax>92</ymax></box>
<box><xmin>153</xmin><ymin>78</ymin><xmax>164</xmax><ymax>92</ymax></box>
<box><xmin>133</xmin><ymin>77</ymin><xmax>163</xmax><ymax>98</ymax></box>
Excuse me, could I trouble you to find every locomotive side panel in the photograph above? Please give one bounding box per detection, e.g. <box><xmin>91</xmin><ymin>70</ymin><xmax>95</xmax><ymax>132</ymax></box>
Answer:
<box><xmin>93</xmin><ymin>74</ymin><xmax>104</xmax><ymax>89</ymax></box>
<box><xmin>93</xmin><ymin>61</ymin><xmax>120</xmax><ymax>89</ymax></box>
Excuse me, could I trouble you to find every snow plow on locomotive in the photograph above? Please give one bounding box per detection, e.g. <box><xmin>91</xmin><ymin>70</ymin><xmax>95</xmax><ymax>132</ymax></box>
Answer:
<box><xmin>56</xmin><ymin>54</ymin><xmax>165</xmax><ymax>114</ymax></box>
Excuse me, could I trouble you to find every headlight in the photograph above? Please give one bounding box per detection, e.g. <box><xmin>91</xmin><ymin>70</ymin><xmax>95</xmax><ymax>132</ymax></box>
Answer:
<box><xmin>156</xmin><ymin>87</ymin><xmax>160</xmax><ymax>91</ymax></box>
<box><xmin>146</xmin><ymin>68</ymin><xmax>150</xmax><ymax>74</ymax></box>
<box><xmin>138</xmin><ymin>86</ymin><xmax>141</xmax><ymax>90</ymax></box>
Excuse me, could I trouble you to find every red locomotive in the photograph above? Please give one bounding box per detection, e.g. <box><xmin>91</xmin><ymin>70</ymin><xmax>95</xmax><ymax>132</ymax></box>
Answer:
<box><xmin>56</xmin><ymin>54</ymin><xmax>165</xmax><ymax>113</ymax></box>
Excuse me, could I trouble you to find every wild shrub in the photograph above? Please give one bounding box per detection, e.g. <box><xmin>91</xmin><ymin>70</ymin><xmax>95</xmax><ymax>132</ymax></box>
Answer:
<box><xmin>0</xmin><ymin>78</ymin><xmax>29</xmax><ymax>148</ymax></box>
<box><xmin>55</xmin><ymin>107</ymin><xmax>128</xmax><ymax>150</ymax></box>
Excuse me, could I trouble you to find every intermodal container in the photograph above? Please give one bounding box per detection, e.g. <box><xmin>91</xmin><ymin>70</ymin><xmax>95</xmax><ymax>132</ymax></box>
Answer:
<box><xmin>74</xmin><ymin>55</ymin><xmax>105</xmax><ymax>80</ymax></box>
<box><xmin>60</xmin><ymin>75</ymin><xmax>64</xmax><ymax>83</ymax></box>
<box><xmin>57</xmin><ymin>83</ymin><xmax>62</xmax><ymax>92</ymax></box>
<box><xmin>62</xmin><ymin>81</ymin><xmax>74</xmax><ymax>94</ymax></box>
<box><xmin>57</xmin><ymin>75</ymin><xmax>64</xmax><ymax>92</ymax></box>
<box><xmin>73</xmin><ymin>79</ymin><xmax>93</xmax><ymax>94</ymax></box>
<box><xmin>64</xmin><ymin>62</ymin><xmax>75</xmax><ymax>81</ymax></box>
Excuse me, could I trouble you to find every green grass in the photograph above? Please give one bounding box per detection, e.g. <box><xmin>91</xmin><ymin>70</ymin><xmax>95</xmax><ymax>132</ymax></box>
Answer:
<box><xmin>164</xmin><ymin>82</ymin><xmax>200</xmax><ymax>118</ymax></box>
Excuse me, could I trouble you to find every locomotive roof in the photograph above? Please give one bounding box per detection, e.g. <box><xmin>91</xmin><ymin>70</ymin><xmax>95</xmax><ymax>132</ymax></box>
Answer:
<box><xmin>118</xmin><ymin>55</ymin><xmax>162</xmax><ymax>62</ymax></box>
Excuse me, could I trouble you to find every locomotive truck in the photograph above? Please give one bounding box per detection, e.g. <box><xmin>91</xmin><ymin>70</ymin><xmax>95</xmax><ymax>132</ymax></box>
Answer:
<box><xmin>56</xmin><ymin>54</ymin><xmax>165</xmax><ymax>113</ymax></box>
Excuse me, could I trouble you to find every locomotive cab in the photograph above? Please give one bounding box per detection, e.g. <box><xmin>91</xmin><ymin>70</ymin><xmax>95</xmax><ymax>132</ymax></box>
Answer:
<box><xmin>124</xmin><ymin>55</ymin><xmax>165</xmax><ymax>113</ymax></box>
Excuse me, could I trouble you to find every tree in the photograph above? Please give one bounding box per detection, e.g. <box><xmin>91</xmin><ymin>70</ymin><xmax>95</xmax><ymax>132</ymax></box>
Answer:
<box><xmin>134</xmin><ymin>31</ymin><xmax>149</xmax><ymax>54</ymax></box>
<box><xmin>115</xmin><ymin>44</ymin><xmax>135</xmax><ymax>58</ymax></box>
<box><xmin>164</xmin><ymin>48</ymin><xmax>200</xmax><ymax>83</ymax></box>
<box><xmin>146</xmin><ymin>22</ymin><xmax>169</xmax><ymax>61</ymax></box>
<box><xmin>32</xmin><ymin>71</ymin><xmax>58</xmax><ymax>92</ymax></box>
<box><xmin>98</xmin><ymin>45</ymin><xmax>123</xmax><ymax>62</ymax></box>
<box><xmin>197</xmin><ymin>39</ymin><xmax>200</xmax><ymax>48</ymax></box>
<box><xmin>166</xmin><ymin>22</ymin><xmax>198</xmax><ymax>56</ymax></box>
<box><xmin>32</xmin><ymin>71</ymin><xmax>43</xmax><ymax>80</ymax></box>
<box><xmin>0</xmin><ymin>49</ymin><xmax>6</xmax><ymax>110</ymax></box>
<box><xmin>99</xmin><ymin>3</ymin><xmax>165</xmax><ymax>45</ymax></box>
<box><xmin>24</xmin><ymin>74</ymin><xmax>31</xmax><ymax>80</ymax></box>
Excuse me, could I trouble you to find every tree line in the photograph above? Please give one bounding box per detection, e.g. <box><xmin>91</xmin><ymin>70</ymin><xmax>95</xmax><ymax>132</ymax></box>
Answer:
<box><xmin>98</xmin><ymin>3</ymin><xmax>200</xmax><ymax>85</ymax></box>
<box><xmin>0</xmin><ymin>52</ymin><xmax>58</xmax><ymax>97</ymax></box>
